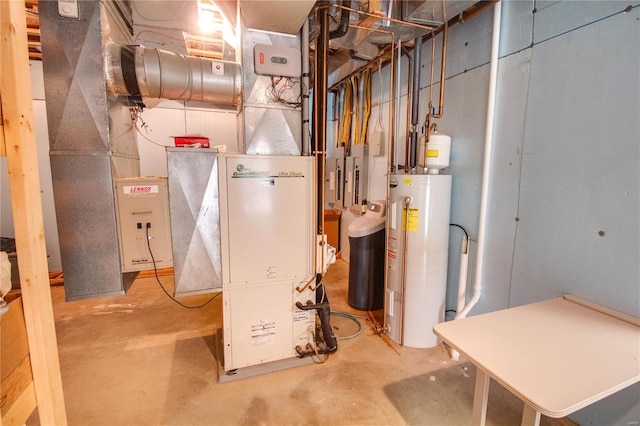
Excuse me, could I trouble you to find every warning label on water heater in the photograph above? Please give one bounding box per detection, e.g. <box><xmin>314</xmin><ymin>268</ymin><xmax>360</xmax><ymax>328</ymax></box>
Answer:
<box><xmin>402</xmin><ymin>208</ymin><xmax>419</xmax><ymax>231</ymax></box>
<box><xmin>387</xmin><ymin>237</ymin><xmax>398</xmax><ymax>270</ymax></box>
<box><xmin>251</xmin><ymin>321</ymin><xmax>276</xmax><ymax>345</ymax></box>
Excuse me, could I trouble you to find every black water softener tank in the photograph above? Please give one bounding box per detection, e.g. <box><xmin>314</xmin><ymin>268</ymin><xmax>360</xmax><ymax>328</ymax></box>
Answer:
<box><xmin>347</xmin><ymin>209</ymin><xmax>386</xmax><ymax>311</ymax></box>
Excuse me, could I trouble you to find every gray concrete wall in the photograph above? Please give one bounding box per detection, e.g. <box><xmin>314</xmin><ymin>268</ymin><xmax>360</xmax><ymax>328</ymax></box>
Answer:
<box><xmin>438</xmin><ymin>2</ymin><xmax>639</xmax><ymax>423</ymax></box>
<box><xmin>329</xmin><ymin>2</ymin><xmax>638</xmax><ymax>422</ymax></box>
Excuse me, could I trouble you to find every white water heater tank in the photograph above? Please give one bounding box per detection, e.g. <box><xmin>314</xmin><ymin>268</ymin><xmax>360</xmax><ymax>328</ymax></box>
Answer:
<box><xmin>385</xmin><ymin>174</ymin><xmax>452</xmax><ymax>348</ymax></box>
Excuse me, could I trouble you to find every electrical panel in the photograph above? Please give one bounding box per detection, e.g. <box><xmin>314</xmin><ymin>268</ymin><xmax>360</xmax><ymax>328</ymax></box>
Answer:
<box><xmin>115</xmin><ymin>177</ymin><xmax>173</xmax><ymax>273</ymax></box>
<box><xmin>345</xmin><ymin>144</ymin><xmax>369</xmax><ymax>213</ymax></box>
<box><xmin>333</xmin><ymin>147</ymin><xmax>346</xmax><ymax>209</ymax></box>
<box><xmin>325</xmin><ymin>154</ymin><xmax>336</xmax><ymax>205</ymax></box>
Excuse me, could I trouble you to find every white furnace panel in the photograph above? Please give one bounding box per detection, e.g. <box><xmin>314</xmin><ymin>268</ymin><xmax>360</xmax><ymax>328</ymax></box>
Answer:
<box><xmin>222</xmin><ymin>281</ymin><xmax>315</xmax><ymax>370</ymax></box>
<box><xmin>219</xmin><ymin>155</ymin><xmax>314</xmax><ymax>285</ymax></box>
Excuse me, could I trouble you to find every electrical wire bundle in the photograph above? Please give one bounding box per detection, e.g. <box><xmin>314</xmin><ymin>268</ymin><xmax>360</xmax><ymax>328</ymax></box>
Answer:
<box><xmin>336</xmin><ymin>68</ymin><xmax>373</xmax><ymax>149</ymax></box>
<box><xmin>337</xmin><ymin>80</ymin><xmax>353</xmax><ymax>147</ymax></box>
<box><xmin>358</xmin><ymin>68</ymin><xmax>372</xmax><ymax>145</ymax></box>
<box><xmin>266</xmin><ymin>76</ymin><xmax>304</xmax><ymax>108</ymax></box>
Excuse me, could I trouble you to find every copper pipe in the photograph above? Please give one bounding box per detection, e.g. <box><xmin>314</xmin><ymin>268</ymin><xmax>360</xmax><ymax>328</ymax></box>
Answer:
<box><xmin>428</xmin><ymin>33</ymin><xmax>436</xmax><ymax>116</ymax></box>
<box><xmin>313</xmin><ymin>4</ymin><xmax>329</xmax><ymax>282</ymax></box>
<box><xmin>389</xmin><ymin>38</ymin><xmax>397</xmax><ymax>173</ymax></box>
<box><xmin>326</xmin><ymin>1</ymin><xmax>499</xmax><ymax>92</ymax></box>
<box><xmin>423</xmin><ymin>0</ymin><xmax>449</xmax><ymax>155</ymax></box>
<box><xmin>400</xmin><ymin>196</ymin><xmax>412</xmax><ymax>346</ymax></box>
<box><xmin>324</xmin><ymin>0</ymin><xmax>499</xmax><ymax>90</ymax></box>
<box><xmin>432</xmin><ymin>21</ymin><xmax>447</xmax><ymax>119</ymax></box>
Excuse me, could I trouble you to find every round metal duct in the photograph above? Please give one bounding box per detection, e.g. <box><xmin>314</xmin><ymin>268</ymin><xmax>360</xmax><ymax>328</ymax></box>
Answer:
<box><xmin>106</xmin><ymin>43</ymin><xmax>242</xmax><ymax>105</ymax></box>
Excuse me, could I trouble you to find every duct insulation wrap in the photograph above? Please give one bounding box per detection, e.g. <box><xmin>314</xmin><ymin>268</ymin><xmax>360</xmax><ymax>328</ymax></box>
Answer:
<box><xmin>106</xmin><ymin>43</ymin><xmax>242</xmax><ymax>105</ymax></box>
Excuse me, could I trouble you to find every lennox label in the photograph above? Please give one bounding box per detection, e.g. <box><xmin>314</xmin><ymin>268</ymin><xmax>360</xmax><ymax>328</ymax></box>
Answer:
<box><xmin>123</xmin><ymin>185</ymin><xmax>159</xmax><ymax>195</ymax></box>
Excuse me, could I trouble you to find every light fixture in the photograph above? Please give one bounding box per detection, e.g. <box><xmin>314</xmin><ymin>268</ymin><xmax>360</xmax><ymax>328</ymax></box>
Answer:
<box><xmin>198</xmin><ymin>0</ymin><xmax>221</xmax><ymax>33</ymax></box>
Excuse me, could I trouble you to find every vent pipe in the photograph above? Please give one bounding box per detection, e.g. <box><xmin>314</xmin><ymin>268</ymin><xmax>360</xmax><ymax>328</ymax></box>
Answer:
<box><xmin>409</xmin><ymin>36</ymin><xmax>422</xmax><ymax>170</ymax></box>
<box><xmin>106</xmin><ymin>44</ymin><xmax>242</xmax><ymax>105</ymax></box>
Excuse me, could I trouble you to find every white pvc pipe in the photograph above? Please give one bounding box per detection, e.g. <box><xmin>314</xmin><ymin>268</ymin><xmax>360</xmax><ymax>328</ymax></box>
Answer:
<box><xmin>455</xmin><ymin>1</ymin><xmax>501</xmax><ymax>320</ymax></box>
<box><xmin>456</xmin><ymin>235</ymin><xmax>469</xmax><ymax>314</ymax></box>
<box><xmin>450</xmin><ymin>233</ymin><xmax>469</xmax><ymax>361</ymax></box>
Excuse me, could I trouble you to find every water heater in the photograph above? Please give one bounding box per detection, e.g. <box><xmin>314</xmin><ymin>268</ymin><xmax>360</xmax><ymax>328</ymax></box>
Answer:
<box><xmin>385</xmin><ymin>174</ymin><xmax>451</xmax><ymax>348</ymax></box>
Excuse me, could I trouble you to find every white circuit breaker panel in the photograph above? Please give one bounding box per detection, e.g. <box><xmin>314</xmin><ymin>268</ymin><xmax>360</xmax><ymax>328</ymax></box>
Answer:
<box><xmin>115</xmin><ymin>177</ymin><xmax>173</xmax><ymax>273</ymax></box>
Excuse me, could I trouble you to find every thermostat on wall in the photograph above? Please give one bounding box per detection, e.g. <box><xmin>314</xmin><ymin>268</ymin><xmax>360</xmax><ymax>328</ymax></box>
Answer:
<box><xmin>253</xmin><ymin>44</ymin><xmax>301</xmax><ymax>78</ymax></box>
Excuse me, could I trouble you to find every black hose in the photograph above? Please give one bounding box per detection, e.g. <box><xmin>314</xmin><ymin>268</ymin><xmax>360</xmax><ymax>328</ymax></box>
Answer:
<box><xmin>295</xmin><ymin>294</ymin><xmax>338</xmax><ymax>355</ymax></box>
<box><xmin>329</xmin><ymin>0</ymin><xmax>352</xmax><ymax>39</ymax></box>
<box><xmin>317</xmin><ymin>300</ymin><xmax>338</xmax><ymax>352</ymax></box>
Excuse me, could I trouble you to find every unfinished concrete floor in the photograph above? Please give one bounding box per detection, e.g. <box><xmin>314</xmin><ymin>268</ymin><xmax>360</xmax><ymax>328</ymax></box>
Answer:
<box><xmin>28</xmin><ymin>260</ymin><xmax>576</xmax><ymax>425</ymax></box>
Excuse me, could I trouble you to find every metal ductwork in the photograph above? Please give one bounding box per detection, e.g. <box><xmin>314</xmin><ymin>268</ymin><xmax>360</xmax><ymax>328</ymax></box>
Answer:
<box><xmin>39</xmin><ymin>0</ymin><xmax>139</xmax><ymax>301</ymax></box>
<box><xmin>329</xmin><ymin>0</ymin><xmax>352</xmax><ymax>39</ymax></box>
<box><xmin>106</xmin><ymin>44</ymin><xmax>242</xmax><ymax>105</ymax></box>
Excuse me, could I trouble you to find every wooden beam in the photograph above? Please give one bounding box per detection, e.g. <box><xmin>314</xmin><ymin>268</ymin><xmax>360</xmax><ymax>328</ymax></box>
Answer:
<box><xmin>0</xmin><ymin>3</ymin><xmax>4</xmax><ymax>158</ymax></box>
<box><xmin>1</xmin><ymin>101</ymin><xmax>5</xmax><ymax>156</ymax></box>
<box><xmin>0</xmin><ymin>1</ymin><xmax>67</xmax><ymax>424</ymax></box>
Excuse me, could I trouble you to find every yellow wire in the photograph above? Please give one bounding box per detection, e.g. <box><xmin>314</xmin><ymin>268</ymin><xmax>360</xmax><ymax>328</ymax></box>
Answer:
<box><xmin>336</xmin><ymin>86</ymin><xmax>344</xmax><ymax>148</ymax></box>
<box><xmin>351</xmin><ymin>75</ymin><xmax>360</xmax><ymax>146</ymax></box>
<box><xmin>340</xmin><ymin>82</ymin><xmax>352</xmax><ymax>147</ymax></box>
<box><xmin>360</xmin><ymin>69</ymin><xmax>372</xmax><ymax>145</ymax></box>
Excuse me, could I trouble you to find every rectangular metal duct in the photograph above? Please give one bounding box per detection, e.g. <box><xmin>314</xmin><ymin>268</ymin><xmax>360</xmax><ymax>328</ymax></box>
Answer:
<box><xmin>239</xmin><ymin>29</ymin><xmax>303</xmax><ymax>155</ymax></box>
<box><xmin>166</xmin><ymin>148</ymin><xmax>222</xmax><ymax>296</ymax></box>
<box><xmin>40</xmin><ymin>0</ymin><xmax>140</xmax><ymax>300</ymax></box>
<box><xmin>239</xmin><ymin>0</ymin><xmax>315</xmax><ymax>35</ymax></box>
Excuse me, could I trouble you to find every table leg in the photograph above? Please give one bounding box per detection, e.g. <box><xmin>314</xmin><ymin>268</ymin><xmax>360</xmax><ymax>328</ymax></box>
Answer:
<box><xmin>471</xmin><ymin>368</ymin><xmax>490</xmax><ymax>425</ymax></box>
<box><xmin>521</xmin><ymin>404</ymin><xmax>541</xmax><ymax>426</ymax></box>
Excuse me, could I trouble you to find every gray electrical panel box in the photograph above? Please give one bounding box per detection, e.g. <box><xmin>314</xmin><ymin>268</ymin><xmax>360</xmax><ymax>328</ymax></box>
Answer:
<box><xmin>345</xmin><ymin>144</ymin><xmax>369</xmax><ymax>213</ymax></box>
<box><xmin>333</xmin><ymin>147</ymin><xmax>346</xmax><ymax>209</ymax></box>
<box><xmin>115</xmin><ymin>177</ymin><xmax>173</xmax><ymax>273</ymax></box>
<box><xmin>325</xmin><ymin>152</ymin><xmax>337</xmax><ymax>205</ymax></box>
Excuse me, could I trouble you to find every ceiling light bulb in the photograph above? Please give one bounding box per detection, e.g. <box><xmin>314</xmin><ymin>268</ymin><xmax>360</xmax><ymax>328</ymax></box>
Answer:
<box><xmin>199</xmin><ymin>8</ymin><xmax>217</xmax><ymax>33</ymax></box>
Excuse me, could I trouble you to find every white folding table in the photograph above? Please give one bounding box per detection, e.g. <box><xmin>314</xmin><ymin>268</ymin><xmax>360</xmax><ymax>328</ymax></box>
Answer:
<box><xmin>433</xmin><ymin>295</ymin><xmax>640</xmax><ymax>425</ymax></box>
